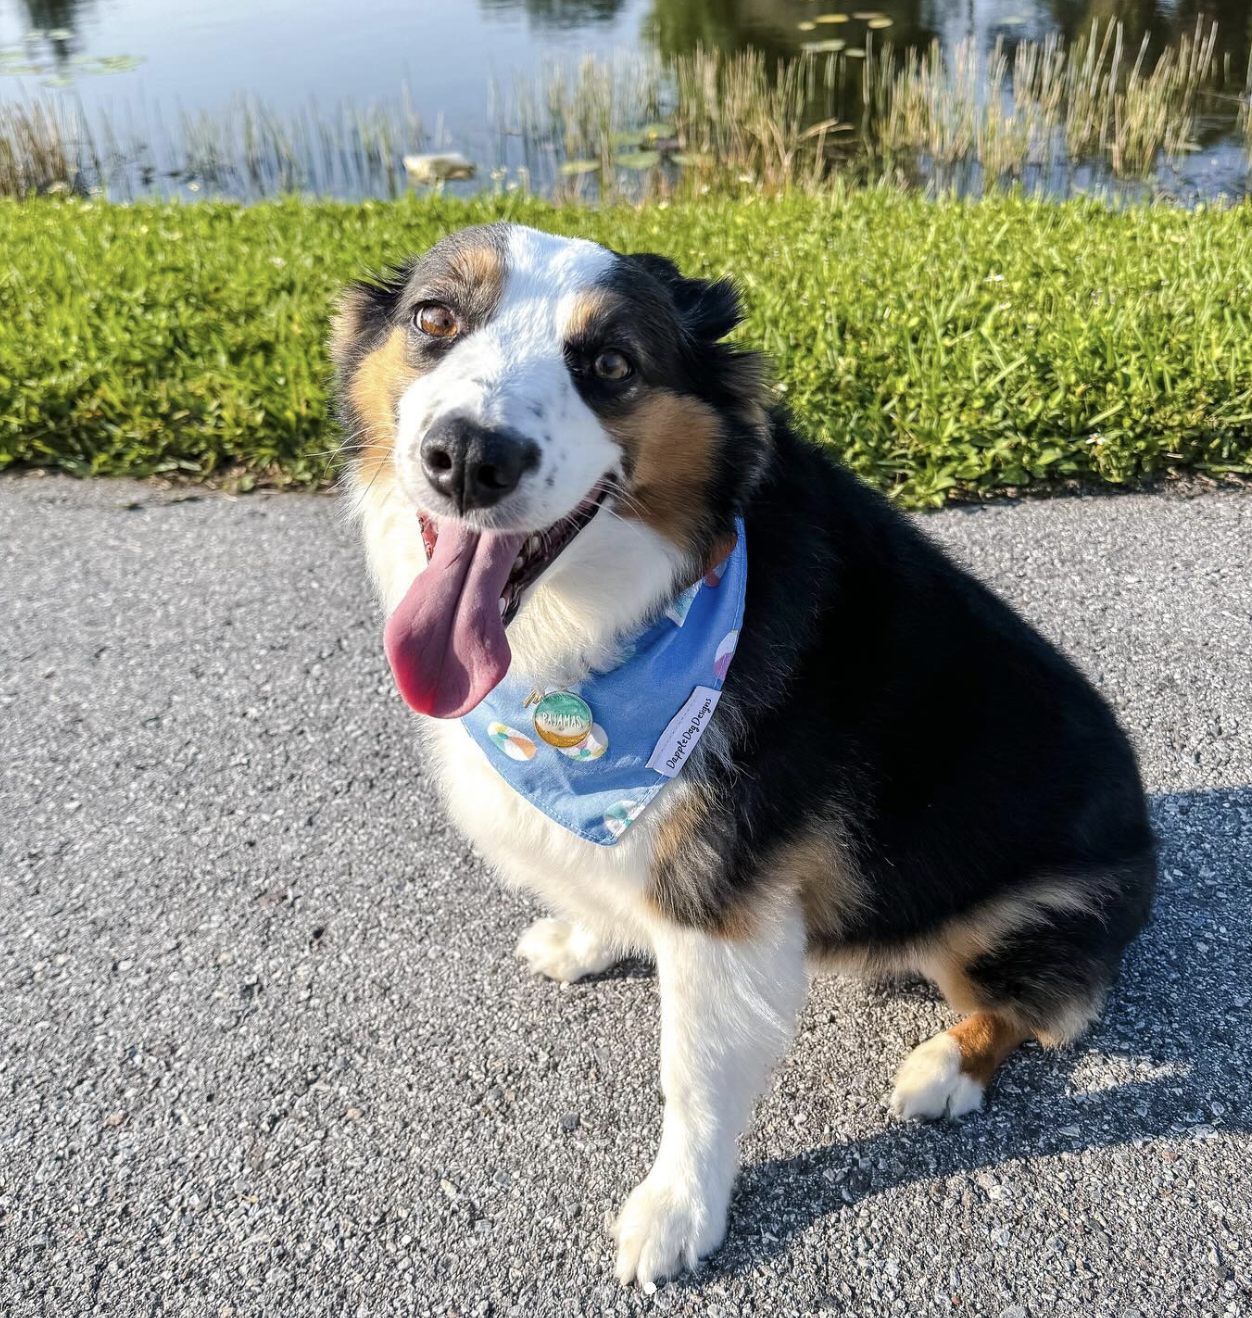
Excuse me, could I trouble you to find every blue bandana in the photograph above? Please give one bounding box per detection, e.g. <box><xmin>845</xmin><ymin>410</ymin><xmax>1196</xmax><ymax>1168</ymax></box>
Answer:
<box><xmin>461</xmin><ymin>522</ymin><xmax>747</xmax><ymax>846</ymax></box>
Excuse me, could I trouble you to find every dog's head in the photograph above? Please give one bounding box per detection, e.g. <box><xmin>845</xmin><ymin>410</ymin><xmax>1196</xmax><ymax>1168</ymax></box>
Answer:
<box><xmin>330</xmin><ymin>222</ymin><xmax>769</xmax><ymax>716</ymax></box>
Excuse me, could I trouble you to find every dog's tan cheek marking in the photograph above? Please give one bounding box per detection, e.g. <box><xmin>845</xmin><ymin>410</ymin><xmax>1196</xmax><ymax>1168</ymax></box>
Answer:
<box><xmin>947</xmin><ymin>1012</ymin><xmax>1030</xmax><ymax>1086</ymax></box>
<box><xmin>605</xmin><ymin>390</ymin><xmax>723</xmax><ymax>546</ymax></box>
<box><xmin>346</xmin><ymin>327</ymin><xmax>419</xmax><ymax>478</ymax></box>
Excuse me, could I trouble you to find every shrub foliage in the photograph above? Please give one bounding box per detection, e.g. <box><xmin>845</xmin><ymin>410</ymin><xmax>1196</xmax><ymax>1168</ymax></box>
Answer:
<box><xmin>2</xmin><ymin>192</ymin><xmax>1250</xmax><ymax>505</ymax></box>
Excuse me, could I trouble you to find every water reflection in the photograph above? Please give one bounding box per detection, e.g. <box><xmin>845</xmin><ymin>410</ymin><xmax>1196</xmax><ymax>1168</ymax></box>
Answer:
<box><xmin>648</xmin><ymin>0</ymin><xmax>932</xmax><ymax>62</ymax></box>
<box><xmin>18</xmin><ymin>0</ymin><xmax>91</xmax><ymax>36</ymax></box>
<box><xmin>641</xmin><ymin>0</ymin><xmax>1249</xmax><ymax>73</ymax></box>
<box><xmin>479</xmin><ymin>0</ymin><xmax>631</xmax><ymax>28</ymax></box>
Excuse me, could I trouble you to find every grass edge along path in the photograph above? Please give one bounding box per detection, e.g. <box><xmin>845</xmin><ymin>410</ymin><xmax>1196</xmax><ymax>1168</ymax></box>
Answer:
<box><xmin>2</xmin><ymin>190</ymin><xmax>1251</xmax><ymax>507</ymax></box>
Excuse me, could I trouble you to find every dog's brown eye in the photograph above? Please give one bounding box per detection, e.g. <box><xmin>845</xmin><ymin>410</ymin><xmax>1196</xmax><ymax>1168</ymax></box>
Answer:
<box><xmin>593</xmin><ymin>349</ymin><xmax>633</xmax><ymax>381</ymax></box>
<box><xmin>416</xmin><ymin>304</ymin><xmax>458</xmax><ymax>339</ymax></box>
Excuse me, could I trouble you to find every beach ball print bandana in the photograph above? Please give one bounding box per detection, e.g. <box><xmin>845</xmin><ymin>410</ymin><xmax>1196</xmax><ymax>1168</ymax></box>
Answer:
<box><xmin>461</xmin><ymin>521</ymin><xmax>747</xmax><ymax>846</ymax></box>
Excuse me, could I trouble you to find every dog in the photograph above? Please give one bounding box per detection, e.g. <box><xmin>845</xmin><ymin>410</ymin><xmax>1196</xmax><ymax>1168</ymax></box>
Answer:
<box><xmin>329</xmin><ymin>222</ymin><xmax>1156</xmax><ymax>1286</ymax></box>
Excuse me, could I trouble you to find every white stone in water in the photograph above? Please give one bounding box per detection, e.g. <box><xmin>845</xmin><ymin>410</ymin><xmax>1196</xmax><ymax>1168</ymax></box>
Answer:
<box><xmin>403</xmin><ymin>152</ymin><xmax>476</xmax><ymax>184</ymax></box>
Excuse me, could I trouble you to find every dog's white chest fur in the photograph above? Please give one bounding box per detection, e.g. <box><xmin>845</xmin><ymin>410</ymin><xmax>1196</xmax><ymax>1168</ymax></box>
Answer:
<box><xmin>359</xmin><ymin>477</ymin><xmax>672</xmax><ymax>951</ymax></box>
<box><xmin>423</xmin><ymin>717</ymin><xmax>662</xmax><ymax>944</ymax></box>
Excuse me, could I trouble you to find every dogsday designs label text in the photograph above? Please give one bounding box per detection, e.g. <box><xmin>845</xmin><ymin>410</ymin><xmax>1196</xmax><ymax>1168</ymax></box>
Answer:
<box><xmin>647</xmin><ymin>686</ymin><xmax>722</xmax><ymax>779</ymax></box>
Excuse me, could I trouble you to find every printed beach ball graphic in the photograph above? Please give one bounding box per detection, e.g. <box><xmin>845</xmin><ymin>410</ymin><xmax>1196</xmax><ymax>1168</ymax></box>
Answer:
<box><xmin>487</xmin><ymin>721</ymin><xmax>536</xmax><ymax>762</ymax></box>
<box><xmin>533</xmin><ymin>690</ymin><xmax>594</xmax><ymax>748</ymax></box>
<box><xmin>666</xmin><ymin>583</ymin><xmax>700</xmax><ymax>627</ymax></box>
<box><xmin>704</xmin><ymin>557</ymin><xmax>730</xmax><ymax>589</ymax></box>
<box><xmin>559</xmin><ymin>722</ymin><xmax>609</xmax><ymax>761</ymax></box>
<box><xmin>604</xmin><ymin>798</ymin><xmax>646</xmax><ymax>839</ymax></box>
<box><xmin>713</xmin><ymin>630</ymin><xmax>739</xmax><ymax>681</ymax></box>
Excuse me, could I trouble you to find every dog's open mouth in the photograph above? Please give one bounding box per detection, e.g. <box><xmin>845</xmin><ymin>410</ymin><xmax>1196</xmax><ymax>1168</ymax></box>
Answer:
<box><xmin>419</xmin><ymin>483</ymin><xmax>609</xmax><ymax>630</ymax></box>
<box><xmin>384</xmin><ymin>482</ymin><xmax>610</xmax><ymax>719</ymax></box>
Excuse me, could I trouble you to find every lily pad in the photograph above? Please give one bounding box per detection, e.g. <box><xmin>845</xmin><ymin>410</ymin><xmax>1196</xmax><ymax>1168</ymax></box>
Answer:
<box><xmin>95</xmin><ymin>54</ymin><xmax>143</xmax><ymax>72</ymax></box>
<box><xmin>638</xmin><ymin>122</ymin><xmax>675</xmax><ymax>142</ymax></box>
<box><xmin>47</xmin><ymin>28</ymin><xmax>73</xmax><ymax>40</ymax></box>
<box><xmin>844</xmin><ymin>47</ymin><xmax>866</xmax><ymax>57</ymax></box>
<box><xmin>801</xmin><ymin>39</ymin><xmax>847</xmax><ymax>53</ymax></box>
<box><xmin>797</xmin><ymin>21</ymin><xmax>816</xmax><ymax>31</ymax></box>
<box><xmin>672</xmin><ymin>152</ymin><xmax>715</xmax><ymax>168</ymax></box>
<box><xmin>1</xmin><ymin>63</ymin><xmax>43</xmax><ymax>75</ymax></box>
<box><xmin>43</xmin><ymin>75</ymin><xmax>73</xmax><ymax>87</ymax></box>
<box><xmin>867</xmin><ymin>17</ymin><xmax>893</xmax><ymax>28</ymax></box>
<box><xmin>559</xmin><ymin>158</ymin><xmax>601</xmax><ymax>176</ymax></box>
<box><xmin>815</xmin><ymin>13</ymin><xmax>849</xmax><ymax>22</ymax></box>
<box><xmin>616</xmin><ymin>150</ymin><xmax>661</xmax><ymax>170</ymax></box>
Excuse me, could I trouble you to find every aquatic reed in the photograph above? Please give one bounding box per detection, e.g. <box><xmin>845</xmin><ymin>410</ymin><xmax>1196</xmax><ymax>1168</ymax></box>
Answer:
<box><xmin>0</xmin><ymin>23</ymin><xmax>1244</xmax><ymax>202</ymax></box>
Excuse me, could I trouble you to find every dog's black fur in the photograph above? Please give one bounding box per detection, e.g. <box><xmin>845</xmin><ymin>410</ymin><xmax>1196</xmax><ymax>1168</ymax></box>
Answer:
<box><xmin>666</xmin><ymin>408</ymin><xmax>1156</xmax><ymax>1031</ymax></box>
<box><xmin>609</xmin><ymin>261</ymin><xmax>1157</xmax><ymax>1036</ymax></box>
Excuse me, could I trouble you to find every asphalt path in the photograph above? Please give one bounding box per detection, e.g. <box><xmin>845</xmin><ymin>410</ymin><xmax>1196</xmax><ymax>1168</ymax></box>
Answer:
<box><xmin>1</xmin><ymin>475</ymin><xmax>1249</xmax><ymax>1317</ymax></box>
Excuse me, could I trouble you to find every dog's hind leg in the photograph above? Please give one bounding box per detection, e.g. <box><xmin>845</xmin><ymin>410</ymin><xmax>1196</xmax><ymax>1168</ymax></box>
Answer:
<box><xmin>890</xmin><ymin>1011</ymin><xmax>1029</xmax><ymax>1120</ymax></box>
<box><xmin>891</xmin><ymin>857</ymin><xmax>1155</xmax><ymax>1121</ymax></box>
<box><xmin>612</xmin><ymin>896</ymin><xmax>809</xmax><ymax>1286</ymax></box>
<box><xmin>515</xmin><ymin>918</ymin><xmax>621</xmax><ymax>984</ymax></box>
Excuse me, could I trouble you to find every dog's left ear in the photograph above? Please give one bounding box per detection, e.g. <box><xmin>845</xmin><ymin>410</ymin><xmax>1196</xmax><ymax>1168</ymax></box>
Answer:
<box><xmin>329</xmin><ymin>261</ymin><xmax>415</xmax><ymax>369</ymax></box>
<box><xmin>625</xmin><ymin>252</ymin><xmax>744</xmax><ymax>343</ymax></box>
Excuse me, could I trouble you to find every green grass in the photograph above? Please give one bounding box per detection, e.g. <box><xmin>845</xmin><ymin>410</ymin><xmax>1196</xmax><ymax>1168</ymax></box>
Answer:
<box><xmin>2</xmin><ymin>190</ymin><xmax>1251</xmax><ymax>506</ymax></box>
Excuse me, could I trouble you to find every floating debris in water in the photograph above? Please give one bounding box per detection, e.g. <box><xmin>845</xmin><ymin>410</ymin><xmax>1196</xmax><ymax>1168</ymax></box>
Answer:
<box><xmin>403</xmin><ymin>152</ymin><xmax>475</xmax><ymax>184</ymax></box>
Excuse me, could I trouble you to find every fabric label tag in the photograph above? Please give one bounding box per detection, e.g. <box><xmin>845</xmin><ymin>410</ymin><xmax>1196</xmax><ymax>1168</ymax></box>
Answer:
<box><xmin>647</xmin><ymin>685</ymin><xmax>722</xmax><ymax>779</ymax></box>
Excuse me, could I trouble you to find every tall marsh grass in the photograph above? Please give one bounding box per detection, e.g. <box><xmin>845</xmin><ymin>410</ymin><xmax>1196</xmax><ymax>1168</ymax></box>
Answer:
<box><xmin>866</xmin><ymin>19</ymin><xmax>1225</xmax><ymax>186</ymax></box>
<box><xmin>0</xmin><ymin>22</ymin><xmax>1247</xmax><ymax>201</ymax></box>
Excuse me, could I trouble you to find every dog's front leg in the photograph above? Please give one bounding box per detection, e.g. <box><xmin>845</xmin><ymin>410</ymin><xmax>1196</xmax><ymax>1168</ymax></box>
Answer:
<box><xmin>612</xmin><ymin>898</ymin><xmax>808</xmax><ymax>1285</ymax></box>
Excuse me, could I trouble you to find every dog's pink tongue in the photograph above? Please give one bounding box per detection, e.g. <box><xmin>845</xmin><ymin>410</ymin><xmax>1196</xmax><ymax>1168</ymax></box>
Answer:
<box><xmin>384</xmin><ymin>522</ymin><xmax>525</xmax><ymax>718</ymax></box>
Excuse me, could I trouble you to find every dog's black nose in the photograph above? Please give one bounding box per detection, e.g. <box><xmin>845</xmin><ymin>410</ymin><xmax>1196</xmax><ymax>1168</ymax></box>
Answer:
<box><xmin>420</xmin><ymin>415</ymin><xmax>539</xmax><ymax>512</ymax></box>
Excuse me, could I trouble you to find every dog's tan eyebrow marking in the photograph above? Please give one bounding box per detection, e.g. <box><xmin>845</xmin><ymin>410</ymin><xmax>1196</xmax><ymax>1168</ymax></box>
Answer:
<box><xmin>413</xmin><ymin>230</ymin><xmax>507</xmax><ymax>329</ymax></box>
<box><xmin>452</xmin><ymin>241</ymin><xmax>504</xmax><ymax>294</ymax></box>
<box><xmin>565</xmin><ymin>286</ymin><xmax>620</xmax><ymax>342</ymax></box>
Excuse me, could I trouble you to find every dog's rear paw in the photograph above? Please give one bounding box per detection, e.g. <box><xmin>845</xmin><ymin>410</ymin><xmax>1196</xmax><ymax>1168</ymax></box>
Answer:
<box><xmin>515</xmin><ymin>918</ymin><xmax>617</xmax><ymax>984</ymax></box>
<box><xmin>611</xmin><ymin>1173</ymin><xmax>726</xmax><ymax>1287</ymax></box>
<box><xmin>889</xmin><ymin>1032</ymin><xmax>985</xmax><ymax>1121</ymax></box>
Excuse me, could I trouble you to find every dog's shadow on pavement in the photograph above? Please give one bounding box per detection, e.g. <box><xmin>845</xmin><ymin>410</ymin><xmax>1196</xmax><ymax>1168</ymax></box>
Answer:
<box><xmin>706</xmin><ymin>787</ymin><xmax>1252</xmax><ymax>1280</ymax></box>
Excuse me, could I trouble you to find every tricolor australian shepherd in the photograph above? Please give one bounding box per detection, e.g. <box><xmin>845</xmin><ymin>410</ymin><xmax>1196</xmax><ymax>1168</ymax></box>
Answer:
<box><xmin>329</xmin><ymin>223</ymin><xmax>1155</xmax><ymax>1285</ymax></box>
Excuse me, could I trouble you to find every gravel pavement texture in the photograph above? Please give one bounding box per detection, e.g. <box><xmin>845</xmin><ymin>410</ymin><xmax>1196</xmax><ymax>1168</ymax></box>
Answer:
<box><xmin>1</xmin><ymin>475</ymin><xmax>1250</xmax><ymax>1318</ymax></box>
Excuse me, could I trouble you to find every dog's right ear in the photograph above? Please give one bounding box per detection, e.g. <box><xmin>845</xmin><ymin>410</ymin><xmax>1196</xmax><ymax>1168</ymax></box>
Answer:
<box><xmin>329</xmin><ymin>262</ymin><xmax>415</xmax><ymax>369</ymax></box>
<box><xmin>623</xmin><ymin>252</ymin><xmax>744</xmax><ymax>344</ymax></box>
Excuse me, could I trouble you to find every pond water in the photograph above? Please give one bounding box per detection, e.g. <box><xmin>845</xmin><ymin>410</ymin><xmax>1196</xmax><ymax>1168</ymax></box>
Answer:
<box><xmin>1</xmin><ymin>0</ymin><xmax>1249</xmax><ymax>199</ymax></box>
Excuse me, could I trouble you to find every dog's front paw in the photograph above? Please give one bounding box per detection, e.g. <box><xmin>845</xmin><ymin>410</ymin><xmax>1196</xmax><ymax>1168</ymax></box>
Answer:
<box><xmin>611</xmin><ymin>1171</ymin><xmax>728</xmax><ymax>1287</ymax></box>
<box><xmin>514</xmin><ymin>918</ymin><xmax>617</xmax><ymax>984</ymax></box>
